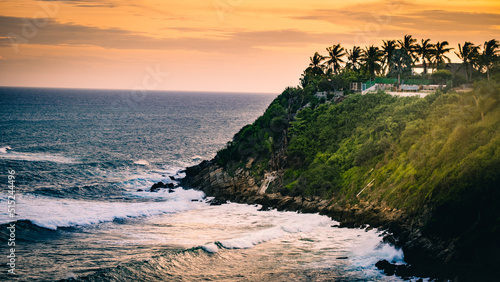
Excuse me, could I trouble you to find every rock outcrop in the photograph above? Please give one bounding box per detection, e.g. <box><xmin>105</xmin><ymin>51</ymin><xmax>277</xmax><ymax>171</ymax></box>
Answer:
<box><xmin>182</xmin><ymin>160</ymin><xmax>490</xmax><ymax>280</ymax></box>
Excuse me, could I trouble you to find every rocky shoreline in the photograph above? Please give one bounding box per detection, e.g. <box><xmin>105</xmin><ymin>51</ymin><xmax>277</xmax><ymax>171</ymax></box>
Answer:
<box><xmin>179</xmin><ymin>160</ymin><xmax>470</xmax><ymax>281</ymax></box>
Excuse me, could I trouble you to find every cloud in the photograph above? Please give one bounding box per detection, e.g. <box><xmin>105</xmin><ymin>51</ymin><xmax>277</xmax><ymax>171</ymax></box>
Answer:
<box><xmin>403</xmin><ymin>10</ymin><xmax>500</xmax><ymax>30</ymax></box>
<box><xmin>37</xmin><ymin>0</ymin><xmax>116</xmax><ymax>8</ymax></box>
<box><xmin>0</xmin><ymin>16</ymin><xmax>351</xmax><ymax>53</ymax></box>
<box><xmin>294</xmin><ymin>7</ymin><xmax>500</xmax><ymax>33</ymax></box>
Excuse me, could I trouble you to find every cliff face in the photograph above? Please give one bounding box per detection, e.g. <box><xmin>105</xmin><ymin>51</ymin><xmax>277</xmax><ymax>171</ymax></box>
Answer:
<box><xmin>182</xmin><ymin>82</ymin><xmax>500</xmax><ymax>280</ymax></box>
<box><xmin>183</xmin><ymin>160</ymin><xmax>403</xmax><ymax>228</ymax></box>
<box><xmin>182</xmin><ymin>159</ymin><xmax>466</xmax><ymax>279</ymax></box>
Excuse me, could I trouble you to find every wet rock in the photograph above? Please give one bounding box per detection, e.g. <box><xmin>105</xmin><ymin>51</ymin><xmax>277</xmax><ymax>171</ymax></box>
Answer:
<box><xmin>208</xmin><ymin>197</ymin><xmax>228</xmax><ymax>206</ymax></box>
<box><xmin>376</xmin><ymin>260</ymin><xmax>397</xmax><ymax>276</ymax></box>
<box><xmin>136</xmin><ymin>189</ymin><xmax>144</xmax><ymax>192</ymax></box>
<box><xmin>383</xmin><ymin>234</ymin><xmax>397</xmax><ymax>246</ymax></box>
<box><xmin>150</xmin><ymin>181</ymin><xmax>165</xmax><ymax>192</ymax></box>
<box><xmin>375</xmin><ymin>260</ymin><xmax>414</xmax><ymax>279</ymax></box>
<box><xmin>276</xmin><ymin>196</ymin><xmax>295</xmax><ymax>211</ymax></box>
<box><xmin>258</xmin><ymin>205</ymin><xmax>271</xmax><ymax>211</ymax></box>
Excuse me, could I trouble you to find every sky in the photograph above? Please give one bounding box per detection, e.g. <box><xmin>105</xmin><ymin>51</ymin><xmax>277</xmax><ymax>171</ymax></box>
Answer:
<box><xmin>0</xmin><ymin>0</ymin><xmax>499</xmax><ymax>93</ymax></box>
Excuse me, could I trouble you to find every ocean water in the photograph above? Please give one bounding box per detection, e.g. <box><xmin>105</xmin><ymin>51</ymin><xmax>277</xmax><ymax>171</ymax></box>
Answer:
<box><xmin>0</xmin><ymin>87</ymin><xmax>415</xmax><ymax>281</ymax></box>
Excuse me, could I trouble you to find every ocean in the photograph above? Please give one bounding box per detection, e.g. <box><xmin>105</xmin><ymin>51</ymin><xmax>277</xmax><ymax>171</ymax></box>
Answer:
<box><xmin>0</xmin><ymin>87</ymin><xmax>412</xmax><ymax>281</ymax></box>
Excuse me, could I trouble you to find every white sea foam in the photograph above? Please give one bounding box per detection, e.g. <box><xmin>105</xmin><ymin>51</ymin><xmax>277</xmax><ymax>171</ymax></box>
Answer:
<box><xmin>133</xmin><ymin>159</ymin><xmax>150</xmax><ymax>166</ymax></box>
<box><xmin>172</xmin><ymin>172</ymin><xmax>186</xmax><ymax>180</ymax></box>
<box><xmin>163</xmin><ymin>202</ymin><xmax>407</xmax><ymax>280</ymax></box>
<box><xmin>201</xmin><ymin>243</ymin><xmax>219</xmax><ymax>253</ymax></box>
<box><xmin>0</xmin><ymin>189</ymin><xmax>205</xmax><ymax>230</ymax></box>
<box><xmin>107</xmin><ymin>167</ymin><xmax>181</xmax><ymax>192</ymax></box>
<box><xmin>217</xmin><ymin>212</ymin><xmax>332</xmax><ymax>249</ymax></box>
<box><xmin>219</xmin><ymin>227</ymin><xmax>285</xmax><ymax>249</ymax></box>
<box><xmin>0</xmin><ymin>147</ymin><xmax>79</xmax><ymax>164</ymax></box>
<box><xmin>128</xmin><ymin>187</ymin><xmax>203</xmax><ymax>200</ymax></box>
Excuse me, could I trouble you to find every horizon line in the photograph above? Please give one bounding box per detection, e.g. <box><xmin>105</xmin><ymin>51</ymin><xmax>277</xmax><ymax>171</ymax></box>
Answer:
<box><xmin>0</xmin><ymin>85</ymin><xmax>279</xmax><ymax>95</ymax></box>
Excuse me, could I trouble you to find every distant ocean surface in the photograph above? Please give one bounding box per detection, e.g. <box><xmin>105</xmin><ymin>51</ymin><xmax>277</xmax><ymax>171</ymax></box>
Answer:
<box><xmin>0</xmin><ymin>87</ymin><xmax>411</xmax><ymax>281</ymax></box>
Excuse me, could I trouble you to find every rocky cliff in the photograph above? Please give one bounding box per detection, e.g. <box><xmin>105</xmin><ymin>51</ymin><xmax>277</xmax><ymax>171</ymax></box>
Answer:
<box><xmin>181</xmin><ymin>160</ymin><xmax>467</xmax><ymax>280</ymax></box>
<box><xmin>181</xmin><ymin>82</ymin><xmax>500</xmax><ymax>280</ymax></box>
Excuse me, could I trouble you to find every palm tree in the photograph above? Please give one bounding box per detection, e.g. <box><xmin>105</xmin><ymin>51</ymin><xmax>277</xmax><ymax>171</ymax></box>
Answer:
<box><xmin>433</xmin><ymin>41</ymin><xmax>453</xmax><ymax>70</ymax></box>
<box><xmin>398</xmin><ymin>35</ymin><xmax>418</xmax><ymax>61</ymax></box>
<box><xmin>308</xmin><ymin>52</ymin><xmax>325</xmax><ymax>76</ymax></box>
<box><xmin>361</xmin><ymin>45</ymin><xmax>384</xmax><ymax>79</ymax></box>
<box><xmin>324</xmin><ymin>44</ymin><xmax>346</xmax><ymax>74</ymax></box>
<box><xmin>382</xmin><ymin>40</ymin><xmax>397</xmax><ymax>75</ymax></box>
<box><xmin>389</xmin><ymin>48</ymin><xmax>413</xmax><ymax>86</ymax></box>
<box><xmin>415</xmin><ymin>39</ymin><xmax>434</xmax><ymax>75</ymax></box>
<box><xmin>455</xmin><ymin>42</ymin><xmax>479</xmax><ymax>82</ymax></box>
<box><xmin>346</xmin><ymin>46</ymin><xmax>362</xmax><ymax>72</ymax></box>
<box><xmin>478</xmin><ymin>39</ymin><xmax>500</xmax><ymax>80</ymax></box>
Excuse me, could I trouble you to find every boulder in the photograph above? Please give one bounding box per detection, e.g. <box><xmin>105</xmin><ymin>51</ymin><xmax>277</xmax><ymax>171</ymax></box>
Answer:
<box><xmin>207</xmin><ymin>197</ymin><xmax>228</xmax><ymax>206</ymax></box>
<box><xmin>150</xmin><ymin>181</ymin><xmax>165</xmax><ymax>192</ymax></box>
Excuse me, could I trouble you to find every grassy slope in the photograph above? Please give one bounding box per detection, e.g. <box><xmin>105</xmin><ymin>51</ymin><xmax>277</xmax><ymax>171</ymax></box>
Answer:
<box><xmin>204</xmin><ymin>77</ymin><xmax>500</xmax><ymax>279</ymax></box>
<box><xmin>214</xmin><ymin>80</ymin><xmax>500</xmax><ymax>276</ymax></box>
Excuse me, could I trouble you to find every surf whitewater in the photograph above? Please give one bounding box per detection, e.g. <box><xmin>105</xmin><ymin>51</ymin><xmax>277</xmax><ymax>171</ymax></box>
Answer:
<box><xmin>0</xmin><ymin>88</ymin><xmax>419</xmax><ymax>281</ymax></box>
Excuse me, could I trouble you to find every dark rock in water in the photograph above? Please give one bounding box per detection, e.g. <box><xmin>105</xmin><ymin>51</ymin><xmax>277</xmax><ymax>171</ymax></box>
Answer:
<box><xmin>207</xmin><ymin>197</ymin><xmax>228</xmax><ymax>206</ymax></box>
<box><xmin>168</xmin><ymin>189</ymin><xmax>175</xmax><ymax>193</ymax></box>
<box><xmin>258</xmin><ymin>205</ymin><xmax>271</xmax><ymax>211</ymax></box>
<box><xmin>383</xmin><ymin>234</ymin><xmax>397</xmax><ymax>246</ymax></box>
<box><xmin>336</xmin><ymin>257</ymin><xmax>348</xmax><ymax>260</ymax></box>
<box><xmin>150</xmin><ymin>182</ymin><xmax>165</xmax><ymax>192</ymax></box>
<box><xmin>375</xmin><ymin>260</ymin><xmax>413</xmax><ymax>279</ymax></box>
<box><xmin>191</xmin><ymin>199</ymin><xmax>199</xmax><ymax>202</ymax></box>
<box><xmin>169</xmin><ymin>176</ymin><xmax>176</xmax><ymax>180</ymax></box>
<box><xmin>166</xmin><ymin>183</ymin><xmax>175</xmax><ymax>189</ymax></box>
<box><xmin>376</xmin><ymin>260</ymin><xmax>397</xmax><ymax>276</ymax></box>
<box><xmin>136</xmin><ymin>189</ymin><xmax>144</xmax><ymax>192</ymax></box>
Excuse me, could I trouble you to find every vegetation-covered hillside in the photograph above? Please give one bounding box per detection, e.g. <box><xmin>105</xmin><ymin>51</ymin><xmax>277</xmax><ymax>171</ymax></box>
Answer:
<box><xmin>204</xmin><ymin>36</ymin><xmax>500</xmax><ymax>279</ymax></box>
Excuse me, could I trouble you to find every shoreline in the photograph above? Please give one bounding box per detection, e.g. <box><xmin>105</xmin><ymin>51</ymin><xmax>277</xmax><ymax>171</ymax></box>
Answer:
<box><xmin>181</xmin><ymin>160</ymin><xmax>471</xmax><ymax>281</ymax></box>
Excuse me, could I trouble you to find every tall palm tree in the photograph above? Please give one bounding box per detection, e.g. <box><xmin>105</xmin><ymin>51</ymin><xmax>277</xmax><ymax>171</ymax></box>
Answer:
<box><xmin>398</xmin><ymin>35</ymin><xmax>418</xmax><ymax>61</ymax></box>
<box><xmin>324</xmin><ymin>44</ymin><xmax>346</xmax><ymax>74</ymax></box>
<box><xmin>361</xmin><ymin>45</ymin><xmax>384</xmax><ymax>79</ymax></box>
<box><xmin>415</xmin><ymin>39</ymin><xmax>434</xmax><ymax>75</ymax></box>
<box><xmin>390</xmin><ymin>48</ymin><xmax>413</xmax><ymax>85</ymax></box>
<box><xmin>382</xmin><ymin>40</ymin><xmax>397</xmax><ymax>75</ymax></box>
<box><xmin>455</xmin><ymin>42</ymin><xmax>479</xmax><ymax>82</ymax></box>
<box><xmin>308</xmin><ymin>52</ymin><xmax>325</xmax><ymax>76</ymax></box>
<box><xmin>478</xmin><ymin>39</ymin><xmax>500</xmax><ymax>81</ymax></box>
<box><xmin>346</xmin><ymin>46</ymin><xmax>362</xmax><ymax>72</ymax></box>
<box><xmin>433</xmin><ymin>41</ymin><xmax>453</xmax><ymax>70</ymax></box>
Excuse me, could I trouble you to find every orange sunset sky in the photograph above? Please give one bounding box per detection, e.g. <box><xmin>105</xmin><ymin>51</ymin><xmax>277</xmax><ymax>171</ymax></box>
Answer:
<box><xmin>0</xmin><ymin>0</ymin><xmax>499</xmax><ymax>93</ymax></box>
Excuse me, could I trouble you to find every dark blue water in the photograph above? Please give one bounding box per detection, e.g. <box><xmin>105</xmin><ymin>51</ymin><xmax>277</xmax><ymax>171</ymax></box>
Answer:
<box><xmin>0</xmin><ymin>87</ymin><xmax>275</xmax><ymax>280</ymax></box>
<box><xmin>0</xmin><ymin>87</ymin><xmax>274</xmax><ymax>198</ymax></box>
<box><xmin>0</xmin><ymin>87</ymin><xmax>408</xmax><ymax>281</ymax></box>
